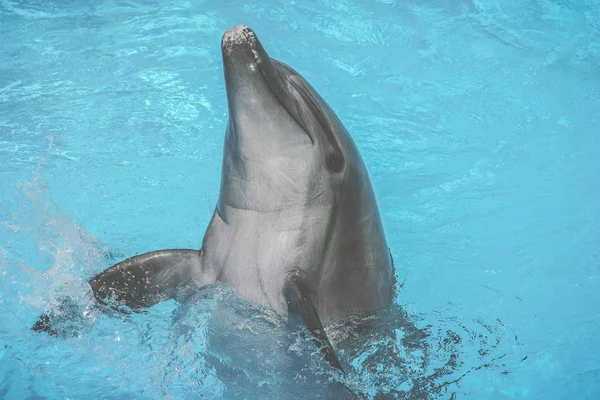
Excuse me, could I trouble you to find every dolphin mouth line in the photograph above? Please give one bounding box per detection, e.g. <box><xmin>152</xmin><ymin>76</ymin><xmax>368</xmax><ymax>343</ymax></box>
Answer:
<box><xmin>257</xmin><ymin>62</ymin><xmax>317</xmax><ymax>144</ymax></box>
<box><xmin>256</xmin><ymin>59</ymin><xmax>317</xmax><ymax>145</ymax></box>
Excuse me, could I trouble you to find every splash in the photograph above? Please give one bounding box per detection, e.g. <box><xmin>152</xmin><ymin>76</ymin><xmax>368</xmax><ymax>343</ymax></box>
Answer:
<box><xmin>0</xmin><ymin>136</ymin><xmax>119</xmax><ymax>324</ymax></box>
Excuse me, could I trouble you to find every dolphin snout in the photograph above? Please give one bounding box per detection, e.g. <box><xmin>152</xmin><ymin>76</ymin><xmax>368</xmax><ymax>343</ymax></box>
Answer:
<box><xmin>222</xmin><ymin>25</ymin><xmax>258</xmax><ymax>56</ymax></box>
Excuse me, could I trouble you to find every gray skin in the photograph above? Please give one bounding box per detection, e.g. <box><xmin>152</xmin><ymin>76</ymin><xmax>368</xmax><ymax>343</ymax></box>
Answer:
<box><xmin>33</xmin><ymin>25</ymin><xmax>394</xmax><ymax>372</ymax></box>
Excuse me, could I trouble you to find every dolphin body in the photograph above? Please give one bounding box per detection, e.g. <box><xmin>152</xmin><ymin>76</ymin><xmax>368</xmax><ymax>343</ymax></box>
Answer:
<box><xmin>34</xmin><ymin>25</ymin><xmax>395</xmax><ymax>372</ymax></box>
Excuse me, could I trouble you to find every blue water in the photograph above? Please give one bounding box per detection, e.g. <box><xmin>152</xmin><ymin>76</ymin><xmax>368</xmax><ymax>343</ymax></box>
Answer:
<box><xmin>1</xmin><ymin>0</ymin><xmax>599</xmax><ymax>398</ymax></box>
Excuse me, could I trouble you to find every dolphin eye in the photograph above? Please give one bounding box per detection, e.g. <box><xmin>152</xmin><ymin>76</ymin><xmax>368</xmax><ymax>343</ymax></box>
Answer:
<box><xmin>326</xmin><ymin>152</ymin><xmax>344</xmax><ymax>173</ymax></box>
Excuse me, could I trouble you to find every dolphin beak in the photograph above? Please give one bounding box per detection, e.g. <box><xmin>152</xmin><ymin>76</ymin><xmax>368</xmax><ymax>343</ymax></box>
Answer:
<box><xmin>220</xmin><ymin>26</ymin><xmax>317</xmax><ymax>145</ymax></box>
<box><xmin>221</xmin><ymin>26</ymin><xmax>293</xmax><ymax>119</ymax></box>
<box><xmin>221</xmin><ymin>25</ymin><xmax>270</xmax><ymax>72</ymax></box>
<box><xmin>222</xmin><ymin>26</ymin><xmax>273</xmax><ymax>108</ymax></box>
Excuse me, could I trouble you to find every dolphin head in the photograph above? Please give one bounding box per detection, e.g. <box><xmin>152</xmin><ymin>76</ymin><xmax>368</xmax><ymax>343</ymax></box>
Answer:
<box><xmin>219</xmin><ymin>25</ymin><xmax>366</xmax><ymax>217</ymax></box>
<box><xmin>214</xmin><ymin>26</ymin><xmax>393</xmax><ymax>319</ymax></box>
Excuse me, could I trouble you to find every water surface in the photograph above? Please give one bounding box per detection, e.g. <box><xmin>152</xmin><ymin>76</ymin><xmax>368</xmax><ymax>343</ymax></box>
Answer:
<box><xmin>1</xmin><ymin>0</ymin><xmax>599</xmax><ymax>398</ymax></box>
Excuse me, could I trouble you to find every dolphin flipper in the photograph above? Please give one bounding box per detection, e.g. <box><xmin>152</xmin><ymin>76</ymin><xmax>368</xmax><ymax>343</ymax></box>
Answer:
<box><xmin>284</xmin><ymin>273</ymin><xmax>344</xmax><ymax>373</ymax></box>
<box><xmin>32</xmin><ymin>249</ymin><xmax>202</xmax><ymax>334</ymax></box>
<box><xmin>88</xmin><ymin>249</ymin><xmax>202</xmax><ymax>309</ymax></box>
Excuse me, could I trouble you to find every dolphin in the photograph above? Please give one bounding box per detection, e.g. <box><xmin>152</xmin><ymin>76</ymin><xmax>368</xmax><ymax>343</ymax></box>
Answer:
<box><xmin>33</xmin><ymin>25</ymin><xmax>395</xmax><ymax>372</ymax></box>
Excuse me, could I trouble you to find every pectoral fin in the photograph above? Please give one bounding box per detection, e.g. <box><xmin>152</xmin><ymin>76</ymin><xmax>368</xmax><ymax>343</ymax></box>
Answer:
<box><xmin>32</xmin><ymin>249</ymin><xmax>203</xmax><ymax>335</ymax></box>
<box><xmin>88</xmin><ymin>249</ymin><xmax>202</xmax><ymax>309</ymax></box>
<box><xmin>284</xmin><ymin>273</ymin><xmax>344</xmax><ymax>373</ymax></box>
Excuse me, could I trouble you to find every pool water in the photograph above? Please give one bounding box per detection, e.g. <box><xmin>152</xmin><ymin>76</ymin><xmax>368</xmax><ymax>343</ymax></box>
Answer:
<box><xmin>1</xmin><ymin>0</ymin><xmax>599</xmax><ymax>399</ymax></box>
